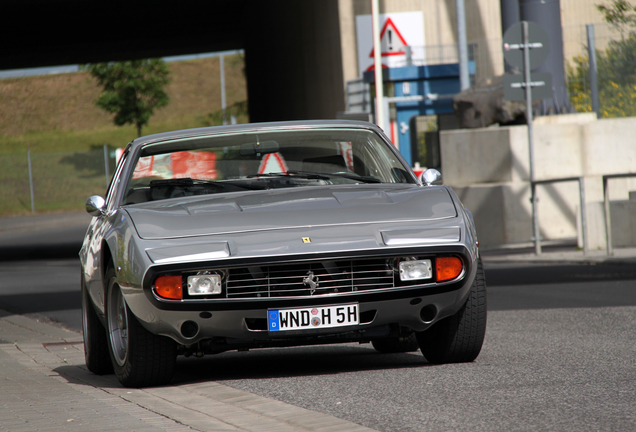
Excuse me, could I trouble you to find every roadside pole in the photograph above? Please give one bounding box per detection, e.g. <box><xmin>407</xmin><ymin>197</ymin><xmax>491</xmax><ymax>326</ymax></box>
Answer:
<box><xmin>104</xmin><ymin>144</ymin><xmax>110</xmax><ymax>188</ymax></box>
<box><xmin>456</xmin><ymin>0</ymin><xmax>470</xmax><ymax>91</ymax></box>
<box><xmin>371</xmin><ymin>0</ymin><xmax>385</xmax><ymax>131</ymax></box>
<box><xmin>523</xmin><ymin>21</ymin><xmax>541</xmax><ymax>255</ymax></box>
<box><xmin>220</xmin><ymin>54</ymin><xmax>227</xmax><ymax>125</ymax></box>
<box><xmin>503</xmin><ymin>21</ymin><xmax>551</xmax><ymax>255</ymax></box>
<box><xmin>28</xmin><ymin>150</ymin><xmax>35</xmax><ymax>214</ymax></box>
<box><xmin>586</xmin><ymin>24</ymin><xmax>600</xmax><ymax>118</ymax></box>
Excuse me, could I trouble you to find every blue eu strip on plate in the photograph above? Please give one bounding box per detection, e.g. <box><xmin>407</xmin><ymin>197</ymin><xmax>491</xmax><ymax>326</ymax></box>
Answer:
<box><xmin>268</xmin><ymin>310</ymin><xmax>280</xmax><ymax>331</ymax></box>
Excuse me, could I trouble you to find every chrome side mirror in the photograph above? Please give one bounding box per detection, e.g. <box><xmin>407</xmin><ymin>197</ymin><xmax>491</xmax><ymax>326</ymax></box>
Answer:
<box><xmin>420</xmin><ymin>169</ymin><xmax>441</xmax><ymax>186</ymax></box>
<box><xmin>86</xmin><ymin>195</ymin><xmax>106</xmax><ymax>216</ymax></box>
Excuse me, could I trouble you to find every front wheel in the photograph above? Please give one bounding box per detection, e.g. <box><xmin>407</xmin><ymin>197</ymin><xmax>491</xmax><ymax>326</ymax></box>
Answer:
<box><xmin>105</xmin><ymin>267</ymin><xmax>177</xmax><ymax>387</ymax></box>
<box><xmin>416</xmin><ymin>258</ymin><xmax>487</xmax><ymax>364</ymax></box>
<box><xmin>82</xmin><ymin>276</ymin><xmax>113</xmax><ymax>375</ymax></box>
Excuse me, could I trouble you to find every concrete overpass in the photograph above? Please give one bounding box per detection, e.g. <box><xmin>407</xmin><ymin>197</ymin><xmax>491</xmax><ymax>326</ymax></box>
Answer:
<box><xmin>3</xmin><ymin>0</ymin><xmax>346</xmax><ymax>122</ymax></box>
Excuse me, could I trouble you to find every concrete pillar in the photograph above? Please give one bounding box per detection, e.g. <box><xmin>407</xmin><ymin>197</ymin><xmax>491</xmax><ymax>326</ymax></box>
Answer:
<box><xmin>243</xmin><ymin>0</ymin><xmax>345</xmax><ymax>122</ymax></box>
<box><xmin>518</xmin><ymin>0</ymin><xmax>572</xmax><ymax>115</ymax></box>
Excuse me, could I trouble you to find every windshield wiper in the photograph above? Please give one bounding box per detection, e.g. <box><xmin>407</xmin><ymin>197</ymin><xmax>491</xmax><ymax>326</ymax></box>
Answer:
<box><xmin>246</xmin><ymin>172</ymin><xmax>286</xmax><ymax>178</ymax></box>
<box><xmin>247</xmin><ymin>171</ymin><xmax>380</xmax><ymax>183</ymax></box>
<box><xmin>248</xmin><ymin>171</ymin><xmax>331</xmax><ymax>180</ymax></box>
<box><xmin>284</xmin><ymin>170</ymin><xmax>331</xmax><ymax>180</ymax></box>
<box><xmin>150</xmin><ymin>178</ymin><xmax>197</xmax><ymax>187</ymax></box>
<box><xmin>327</xmin><ymin>173</ymin><xmax>382</xmax><ymax>183</ymax></box>
<box><xmin>149</xmin><ymin>178</ymin><xmax>257</xmax><ymax>191</ymax></box>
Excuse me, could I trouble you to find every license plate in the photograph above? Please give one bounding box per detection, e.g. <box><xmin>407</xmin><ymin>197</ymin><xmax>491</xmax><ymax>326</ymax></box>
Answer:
<box><xmin>268</xmin><ymin>304</ymin><xmax>359</xmax><ymax>332</ymax></box>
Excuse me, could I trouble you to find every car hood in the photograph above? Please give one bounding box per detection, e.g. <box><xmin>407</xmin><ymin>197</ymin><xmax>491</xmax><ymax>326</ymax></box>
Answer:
<box><xmin>126</xmin><ymin>184</ymin><xmax>458</xmax><ymax>240</ymax></box>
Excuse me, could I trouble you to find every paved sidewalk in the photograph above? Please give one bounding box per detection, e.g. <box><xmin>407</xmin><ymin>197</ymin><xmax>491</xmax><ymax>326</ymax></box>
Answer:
<box><xmin>0</xmin><ymin>309</ymin><xmax>377</xmax><ymax>432</ymax></box>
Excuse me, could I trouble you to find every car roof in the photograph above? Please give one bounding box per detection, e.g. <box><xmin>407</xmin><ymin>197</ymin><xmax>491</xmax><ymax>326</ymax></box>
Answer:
<box><xmin>127</xmin><ymin>120</ymin><xmax>383</xmax><ymax>151</ymax></box>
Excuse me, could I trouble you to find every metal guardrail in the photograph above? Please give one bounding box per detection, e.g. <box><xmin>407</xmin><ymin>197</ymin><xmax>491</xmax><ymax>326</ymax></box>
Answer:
<box><xmin>603</xmin><ymin>173</ymin><xmax>636</xmax><ymax>256</ymax></box>
<box><xmin>532</xmin><ymin>177</ymin><xmax>588</xmax><ymax>255</ymax></box>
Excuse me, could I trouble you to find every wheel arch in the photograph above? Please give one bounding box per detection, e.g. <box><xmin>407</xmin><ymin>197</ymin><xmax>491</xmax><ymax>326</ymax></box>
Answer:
<box><xmin>99</xmin><ymin>238</ymin><xmax>116</xmax><ymax>306</ymax></box>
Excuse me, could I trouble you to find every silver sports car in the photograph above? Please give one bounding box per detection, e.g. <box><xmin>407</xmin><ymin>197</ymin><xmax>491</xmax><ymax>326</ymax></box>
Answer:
<box><xmin>80</xmin><ymin>120</ymin><xmax>486</xmax><ymax>387</ymax></box>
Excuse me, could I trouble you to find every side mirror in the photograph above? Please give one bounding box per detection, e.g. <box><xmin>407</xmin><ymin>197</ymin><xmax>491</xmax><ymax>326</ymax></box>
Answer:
<box><xmin>420</xmin><ymin>169</ymin><xmax>441</xmax><ymax>186</ymax></box>
<box><xmin>86</xmin><ymin>195</ymin><xmax>106</xmax><ymax>216</ymax></box>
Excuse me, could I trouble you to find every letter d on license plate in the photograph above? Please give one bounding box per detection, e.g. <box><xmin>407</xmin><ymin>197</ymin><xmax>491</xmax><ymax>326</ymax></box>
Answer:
<box><xmin>268</xmin><ymin>304</ymin><xmax>359</xmax><ymax>332</ymax></box>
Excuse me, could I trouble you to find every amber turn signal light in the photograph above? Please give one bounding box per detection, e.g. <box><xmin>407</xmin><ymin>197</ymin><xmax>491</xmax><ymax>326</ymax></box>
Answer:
<box><xmin>435</xmin><ymin>257</ymin><xmax>463</xmax><ymax>282</ymax></box>
<box><xmin>154</xmin><ymin>275</ymin><xmax>183</xmax><ymax>300</ymax></box>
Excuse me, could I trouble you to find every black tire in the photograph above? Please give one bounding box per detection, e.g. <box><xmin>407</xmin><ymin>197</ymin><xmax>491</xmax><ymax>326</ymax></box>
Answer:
<box><xmin>416</xmin><ymin>258</ymin><xmax>487</xmax><ymax>364</ymax></box>
<box><xmin>372</xmin><ymin>332</ymin><xmax>420</xmax><ymax>353</ymax></box>
<box><xmin>82</xmin><ymin>276</ymin><xmax>113</xmax><ymax>375</ymax></box>
<box><xmin>105</xmin><ymin>267</ymin><xmax>177</xmax><ymax>387</ymax></box>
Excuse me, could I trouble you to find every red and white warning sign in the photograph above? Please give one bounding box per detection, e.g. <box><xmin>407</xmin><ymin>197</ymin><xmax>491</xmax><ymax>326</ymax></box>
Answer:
<box><xmin>355</xmin><ymin>11</ymin><xmax>425</xmax><ymax>75</ymax></box>
<box><xmin>258</xmin><ymin>152</ymin><xmax>289</xmax><ymax>174</ymax></box>
<box><xmin>369</xmin><ymin>18</ymin><xmax>408</xmax><ymax>60</ymax></box>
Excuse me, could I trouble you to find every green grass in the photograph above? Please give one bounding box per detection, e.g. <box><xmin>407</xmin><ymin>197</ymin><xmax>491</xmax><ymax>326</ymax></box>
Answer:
<box><xmin>0</xmin><ymin>115</ymin><xmax>212</xmax><ymax>156</ymax></box>
<box><xmin>0</xmin><ymin>111</ymin><xmax>249</xmax><ymax>216</ymax></box>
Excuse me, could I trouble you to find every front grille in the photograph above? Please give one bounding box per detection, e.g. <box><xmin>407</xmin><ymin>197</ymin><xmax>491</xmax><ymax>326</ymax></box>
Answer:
<box><xmin>226</xmin><ymin>258</ymin><xmax>405</xmax><ymax>299</ymax></box>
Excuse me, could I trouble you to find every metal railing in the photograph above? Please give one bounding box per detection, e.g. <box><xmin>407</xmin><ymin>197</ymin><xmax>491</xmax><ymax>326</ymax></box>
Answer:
<box><xmin>532</xmin><ymin>177</ymin><xmax>588</xmax><ymax>255</ymax></box>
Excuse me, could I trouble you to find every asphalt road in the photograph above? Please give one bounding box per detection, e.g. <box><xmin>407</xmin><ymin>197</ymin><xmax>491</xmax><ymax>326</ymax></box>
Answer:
<box><xmin>1</xmin><ymin>257</ymin><xmax>635</xmax><ymax>431</ymax></box>
<box><xmin>1</xmin><ymin>216</ymin><xmax>635</xmax><ymax>431</ymax></box>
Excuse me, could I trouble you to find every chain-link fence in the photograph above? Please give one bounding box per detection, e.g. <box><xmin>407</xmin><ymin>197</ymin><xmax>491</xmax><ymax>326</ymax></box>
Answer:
<box><xmin>405</xmin><ymin>21</ymin><xmax>636</xmax><ymax>119</ymax></box>
<box><xmin>0</xmin><ymin>145</ymin><xmax>116</xmax><ymax>216</ymax></box>
<box><xmin>387</xmin><ymin>40</ymin><xmax>500</xmax><ymax>83</ymax></box>
<box><xmin>562</xmin><ymin>21</ymin><xmax>636</xmax><ymax>118</ymax></box>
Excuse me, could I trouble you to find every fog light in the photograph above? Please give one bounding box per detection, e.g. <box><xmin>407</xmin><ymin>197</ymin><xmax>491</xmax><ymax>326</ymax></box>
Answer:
<box><xmin>399</xmin><ymin>259</ymin><xmax>433</xmax><ymax>281</ymax></box>
<box><xmin>187</xmin><ymin>274</ymin><xmax>222</xmax><ymax>295</ymax></box>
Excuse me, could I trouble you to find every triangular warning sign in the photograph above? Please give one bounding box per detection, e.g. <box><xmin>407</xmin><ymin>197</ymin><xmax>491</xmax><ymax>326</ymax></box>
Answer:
<box><xmin>369</xmin><ymin>17</ymin><xmax>409</xmax><ymax>58</ymax></box>
<box><xmin>258</xmin><ymin>152</ymin><xmax>289</xmax><ymax>174</ymax></box>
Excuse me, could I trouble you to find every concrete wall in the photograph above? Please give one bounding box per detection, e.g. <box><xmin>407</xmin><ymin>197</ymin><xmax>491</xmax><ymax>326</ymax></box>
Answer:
<box><xmin>440</xmin><ymin>114</ymin><xmax>636</xmax><ymax>249</ymax></box>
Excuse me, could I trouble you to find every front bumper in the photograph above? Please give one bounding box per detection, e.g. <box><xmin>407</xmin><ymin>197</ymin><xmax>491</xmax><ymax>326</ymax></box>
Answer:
<box><xmin>121</xmin><ymin>245</ymin><xmax>477</xmax><ymax>347</ymax></box>
<box><xmin>125</xmin><ymin>276</ymin><xmax>473</xmax><ymax>347</ymax></box>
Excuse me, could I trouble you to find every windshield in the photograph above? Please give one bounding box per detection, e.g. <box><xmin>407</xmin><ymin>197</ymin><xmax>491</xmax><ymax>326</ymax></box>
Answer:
<box><xmin>122</xmin><ymin>128</ymin><xmax>415</xmax><ymax>205</ymax></box>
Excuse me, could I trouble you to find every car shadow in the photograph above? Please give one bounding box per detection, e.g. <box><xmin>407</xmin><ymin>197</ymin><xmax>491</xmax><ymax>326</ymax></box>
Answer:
<box><xmin>52</xmin><ymin>345</ymin><xmax>432</xmax><ymax>390</ymax></box>
<box><xmin>172</xmin><ymin>344</ymin><xmax>430</xmax><ymax>384</ymax></box>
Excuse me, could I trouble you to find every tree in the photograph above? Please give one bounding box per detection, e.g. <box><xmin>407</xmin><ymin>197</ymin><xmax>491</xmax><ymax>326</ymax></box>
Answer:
<box><xmin>84</xmin><ymin>59</ymin><xmax>170</xmax><ymax>137</ymax></box>
<box><xmin>597</xmin><ymin>0</ymin><xmax>636</xmax><ymax>39</ymax></box>
<box><xmin>567</xmin><ymin>0</ymin><xmax>636</xmax><ymax>117</ymax></box>
<box><xmin>567</xmin><ymin>37</ymin><xmax>636</xmax><ymax>117</ymax></box>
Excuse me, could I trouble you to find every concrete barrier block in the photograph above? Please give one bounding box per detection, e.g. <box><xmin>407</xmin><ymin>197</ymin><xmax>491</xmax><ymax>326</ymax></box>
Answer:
<box><xmin>582</xmin><ymin>118</ymin><xmax>636</xmax><ymax>176</ymax></box>
<box><xmin>453</xmin><ymin>184</ymin><xmax>506</xmax><ymax>248</ymax></box>
<box><xmin>440</xmin><ymin>128</ymin><xmax>514</xmax><ymax>186</ymax></box>
<box><xmin>610</xmin><ymin>200</ymin><xmax>636</xmax><ymax>247</ymax></box>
